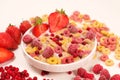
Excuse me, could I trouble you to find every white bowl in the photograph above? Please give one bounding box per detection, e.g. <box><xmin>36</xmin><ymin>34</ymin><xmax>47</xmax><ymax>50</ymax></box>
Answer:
<box><xmin>21</xmin><ymin>27</ymin><xmax>97</xmax><ymax>72</ymax></box>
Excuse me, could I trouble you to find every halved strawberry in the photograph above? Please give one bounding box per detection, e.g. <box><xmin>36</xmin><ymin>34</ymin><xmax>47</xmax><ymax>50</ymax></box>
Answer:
<box><xmin>19</xmin><ymin>20</ymin><xmax>32</xmax><ymax>34</ymax></box>
<box><xmin>0</xmin><ymin>48</ymin><xmax>14</xmax><ymax>63</ymax></box>
<box><xmin>0</xmin><ymin>32</ymin><xmax>18</xmax><ymax>49</ymax></box>
<box><xmin>48</xmin><ymin>9</ymin><xmax>69</xmax><ymax>32</ymax></box>
<box><xmin>6</xmin><ymin>24</ymin><xmax>21</xmax><ymax>44</ymax></box>
<box><xmin>32</xmin><ymin>17</ymin><xmax>49</xmax><ymax>37</ymax></box>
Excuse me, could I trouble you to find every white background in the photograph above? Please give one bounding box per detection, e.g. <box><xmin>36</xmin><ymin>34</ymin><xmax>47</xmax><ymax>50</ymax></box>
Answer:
<box><xmin>0</xmin><ymin>0</ymin><xmax>120</xmax><ymax>80</ymax></box>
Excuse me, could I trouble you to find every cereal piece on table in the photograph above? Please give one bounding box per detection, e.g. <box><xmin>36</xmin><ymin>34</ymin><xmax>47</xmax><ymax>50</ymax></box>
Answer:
<box><xmin>100</xmin><ymin>54</ymin><xmax>109</xmax><ymax>61</ymax></box>
<box><xmin>101</xmin><ymin>30</ymin><xmax>109</xmax><ymax>36</ymax></box>
<box><xmin>107</xmin><ymin>44</ymin><xmax>116</xmax><ymax>51</ymax></box>
<box><xmin>97</xmin><ymin>45</ymin><xmax>105</xmax><ymax>52</ymax></box>
<box><xmin>101</xmin><ymin>48</ymin><xmax>111</xmax><ymax>55</ymax></box>
<box><xmin>108</xmin><ymin>36</ymin><xmax>117</xmax><ymax>44</ymax></box>
<box><xmin>105</xmin><ymin>59</ymin><xmax>114</xmax><ymax>66</ymax></box>
<box><xmin>115</xmin><ymin>48</ymin><xmax>120</xmax><ymax>54</ymax></box>
<box><xmin>41</xmin><ymin>14</ymin><xmax>48</xmax><ymax>22</ymax></box>
<box><xmin>115</xmin><ymin>54</ymin><xmax>120</xmax><ymax>60</ymax></box>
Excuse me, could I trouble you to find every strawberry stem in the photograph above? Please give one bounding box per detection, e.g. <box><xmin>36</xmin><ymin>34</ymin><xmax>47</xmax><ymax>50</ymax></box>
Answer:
<box><xmin>56</xmin><ymin>9</ymin><xmax>65</xmax><ymax>14</ymax></box>
<box><xmin>35</xmin><ymin>16</ymin><xmax>42</xmax><ymax>25</ymax></box>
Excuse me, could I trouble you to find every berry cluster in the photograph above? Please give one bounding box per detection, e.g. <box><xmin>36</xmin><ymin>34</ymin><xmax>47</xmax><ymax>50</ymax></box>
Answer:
<box><xmin>0</xmin><ymin>65</ymin><xmax>37</xmax><ymax>80</ymax></box>
<box><xmin>73</xmin><ymin>64</ymin><xmax>120</xmax><ymax>80</ymax></box>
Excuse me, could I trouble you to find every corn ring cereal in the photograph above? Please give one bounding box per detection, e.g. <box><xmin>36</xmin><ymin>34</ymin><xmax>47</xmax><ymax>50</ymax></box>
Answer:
<box><xmin>115</xmin><ymin>48</ymin><xmax>120</xmax><ymax>54</ymax></box>
<box><xmin>115</xmin><ymin>54</ymin><xmax>120</xmax><ymax>60</ymax></box>
<box><xmin>46</xmin><ymin>57</ymin><xmax>61</xmax><ymax>64</ymax></box>
<box><xmin>97</xmin><ymin>45</ymin><xmax>105</xmax><ymax>52</ymax></box>
<box><xmin>101</xmin><ymin>30</ymin><xmax>108</xmax><ymax>36</ymax></box>
<box><xmin>101</xmin><ymin>48</ymin><xmax>110</xmax><ymax>55</ymax></box>
<box><xmin>100</xmin><ymin>54</ymin><xmax>109</xmax><ymax>61</ymax></box>
<box><xmin>105</xmin><ymin>59</ymin><xmax>114</xmax><ymax>66</ymax></box>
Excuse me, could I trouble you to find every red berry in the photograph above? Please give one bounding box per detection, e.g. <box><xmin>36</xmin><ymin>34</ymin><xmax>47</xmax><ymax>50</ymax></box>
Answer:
<box><xmin>74</xmin><ymin>75</ymin><xmax>81</xmax><ymax>80</ymax></box>
<box><xmin>77</xmin><ymin>67</ymin><xmax>87</xmax><ymax>78</ymax></box>
<box><xmin>110</xmin><ymin>74</ymin><xmax>120</xmax><ymax>80</ymax></box>
<box><xmin>84</xmin><ymin>72</ymin><xmax>94</xmax><ymax>79</ymax></box>
<box><xmin>92</xmin><ymin>64</ymin><xmax>103</xmax><ymax>74</ymax></box>
<box><xmin>42</xmin><ymin>47</ymin><xmax>54</xmax><ymax>58</ymax></box>
<box><xmin>99</xmin><ymin>75</ymin><xmax>107</xmax><ymax>80</ymax></box>
<box><xmin>100</xmin><ymin>69</ymin><xmax>110</xmax><ymax>80</ymax></box>
<box><xmin>23</xmin><ymin>34</ymin><xmax>33</xmax><ymax>44</ymax></box>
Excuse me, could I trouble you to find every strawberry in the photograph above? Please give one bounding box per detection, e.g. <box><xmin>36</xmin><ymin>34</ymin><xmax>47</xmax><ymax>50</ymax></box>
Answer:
<box><xmin>0</xmin><ymin>32</ymin><xmax>18</xmax><ymax>49</ymax></box>
<box><xmin>19</xmin><ymin>20</ymin><xmax>32</xmax><ymax>34</ymax></box>
<box><xmin>32</xmin><ymin>17</ymin><xmax>49</xmax><ymax>37</ymax></box>
<box><xmin>6</xmin><ymin>24</ymin><xmax>21</xmax><ymax>44</ymax></box>
<box><xmin>0</xmin><ymin>48</ymin><xmax>14</xmax><ymax>63</ymax></box>
<box><xmin>48</xmin><ymin>9</ymin><xmax>69</xmax><ymax>32</ymax></box>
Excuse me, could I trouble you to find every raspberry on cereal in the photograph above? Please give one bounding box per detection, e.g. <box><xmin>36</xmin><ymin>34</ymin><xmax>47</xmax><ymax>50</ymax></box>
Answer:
<box><xmin>77</xmin><ymin>67</ymin><xmax>87</xmax><ymax>78</ymax></box>
<box><xmin>86</xmin><ymin>30</ymin><xmax>95</xmax><ymax>40</ymax></box>
<box><xmin>42</xmin><ymin>47</ymin><xmax>54</xmax><ymax>58</ymax></box>
<box><xmin>100</xmin><ymin>69</ymin><xmax>110</xmax><ymax>80</ymax></box>
<box><xmin>110</xmin><ymin>74</ymin><xmax>120</xmax><ymax>80</ymax></box>
<box><xmin>23</xmin><ymin>34</ymin><xmax>33</xmax><ymax>44</ymax></box>
<box><xmin>68</xmin><ymin>25</ymin><xmax>78</xmax><ymax>33</ymax></box>
<box><xmin>92</xmin><ymin>64</ymin><xmax>103</xmax><ymax>74</ymax></box>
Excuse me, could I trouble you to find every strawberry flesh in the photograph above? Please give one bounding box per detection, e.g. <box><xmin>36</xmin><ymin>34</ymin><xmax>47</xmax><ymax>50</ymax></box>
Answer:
<box><xmin>0</xmin><ymin>48</ymin><xmax>14</xmax><ymax>63</ymax></box>
<box><xmin>48</xmin><ymin>10</ymin><xmax>69</xmax><ymax>32</ymax></box>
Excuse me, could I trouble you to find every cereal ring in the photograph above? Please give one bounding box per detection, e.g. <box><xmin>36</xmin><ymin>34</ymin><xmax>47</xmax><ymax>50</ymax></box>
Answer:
<box><xmin>101</xmin><ymin>48</ymin><xmax>110</xmax><ymax>55</ymax></box>
<box><xmin>108</xmin><ymin>36</ymin><xmax>117</xmax><ymax>44</ymax></box>
<box><xmin>117</xmin><ymin>44</ymin><xmax>120</xmax><ymax>48</ymax></box>
<box><xmin>105</xmin><ymin>59</ymin><xmax>114</xmax><ymax>66</ymax></box>
<box><xmin>115</xmin><ymin>54</ymin><xmax>120</xmax><ymax>60</ymax></box>
<box><xmin>61</xmin><ymin>56</ymin><xmax>74</xmax><ymax>64</ymax></box>
<box><xmin>97</xmin><ymin>45</ymin><xmax>105</xmax><ymax>52</ymax></box>
<box><xmin>115</xmin><ymin>48</ymin><xmax>120</xmax><ymax>54</ymax></box>
<box><xmin>101</xmin><ymin>30</ymin><xmax>108</xmax><ymax>36</ymax></box>
<box><xmin>100</xmin><ymin>54</ymin><xmax>109</xmax><ymax>61</ymax></box>
<box><xmin>107</xmin><ymin>44</ymin><xmax>116</xmax><ymax>51</ymax></box>
<box><xmin>46</xmin><ymin>57</ymin><xmax>60</xmax><ymax>64</ymax></box>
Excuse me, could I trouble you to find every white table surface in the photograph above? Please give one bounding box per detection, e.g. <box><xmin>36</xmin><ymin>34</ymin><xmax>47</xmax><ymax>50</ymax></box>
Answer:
<box><xmin>0</xmin><ymin>0</ymin><xmax>120</xmax><ymax>80</ymax></box>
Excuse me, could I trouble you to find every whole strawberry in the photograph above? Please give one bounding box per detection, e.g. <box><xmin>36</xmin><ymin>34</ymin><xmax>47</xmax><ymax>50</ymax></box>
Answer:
<box><xmin>6</xmin><ymin>24</ymin><xmax>21</xmax><ymax>44</ymax></box>
<box><xmin>19</xmin><ymin>20</ymin><xmax>32</xmax><ymax>34</ymax></box>
<box><xmin>0</xmin><ymin>32</ymin><xmax>18</xmax><ymax>49</ymax></box>
<box><xmin>48</xmin><ymin>9</ymin><xmax>69</xmax><ymax>32</ymax></box>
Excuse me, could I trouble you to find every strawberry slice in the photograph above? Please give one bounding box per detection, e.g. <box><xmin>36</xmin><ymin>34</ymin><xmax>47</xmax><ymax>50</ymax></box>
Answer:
<box><xmin>19</xmin><ymin>20</ymin><xmax>32</xmax><ymax>34</ymax></box>
<box><xmin>6</xmin><ymin>24</ymin><xmax>21</xmax><ymax>44</ymax></box>
<box><xmin>32</xmin><ymin>17</ymin><xmax>49</xmax><ymax>37</ymax></box>
<box><xmin>0</xmin><ymin>48</ymin><xmax>14</xmax><ymax>63</ymax></box>
<box><xmin>0</xmin><ymin>32</ymin><xmax>18</xmax><ymax>49</ymax></box>
<box><xmin>48</xmin><ymin>9</ymin><xmax>69</xmax><ymax>32</ymax></box>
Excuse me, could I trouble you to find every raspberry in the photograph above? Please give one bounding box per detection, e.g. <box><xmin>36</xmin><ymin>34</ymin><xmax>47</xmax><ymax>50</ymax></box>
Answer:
<box><xmin>23</xmin><ymin>34</ymin><xmax>33</xmax><ymax>44</ymax></box>
<box><xmin>74</xmin><ymin>75</ymin><xmax>81</xmax><ymax>80</ymax></box>
<box><xmin>99</xmin><ymin>75</ymin><xmax>107</xmax><ymax>80</ymax></box>
<box><xmin>68</xmin><ymin>44</ymin><xmax>79</xmax><ymax>57</ymax></box>
<box><xmin>68</xmin><ymin>25</ymin><xmax>78</xmax><ymax>33</ymax></box>
<box><xmin>77</xmin><ymin>67</ymin><xmax>87</xmax><ymax>78</ymax></box>
<box><xmin>110</xmin><ymin>74</ymin><xmax>120</xmax><ymax>80</ymax></box>
<box><xmin>84</xmin><ymin>72</ymin><xmax>94</xmax><ymax>79</ymax></box>
<box><xmin>31</xmin><ymin>38</ymin><xmax>42</xmax><ymax>49</ymax></box>
<box><xmin>42</xmin><ymin>47</ymin><xmax>54</xmax><ymax>58</ymax></box>
<box><xmin>100</xmin><ymin>69</ymin><xmax>110</xmax><ymax>80</ymax></box>
<box><xmin>92</xmin><ymin>64</ymin><xmax>103</xmax><ymax>74</ymax></box>
<box><xmin>86</xmin><ymin>30</ymin><xmax>95</xmax><ymax>40</ymax></box>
